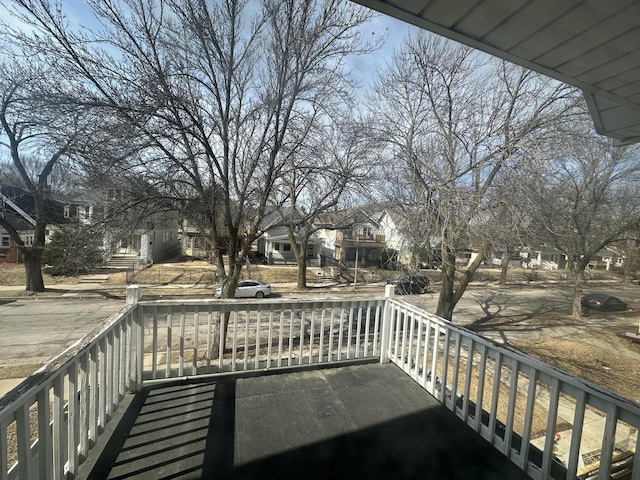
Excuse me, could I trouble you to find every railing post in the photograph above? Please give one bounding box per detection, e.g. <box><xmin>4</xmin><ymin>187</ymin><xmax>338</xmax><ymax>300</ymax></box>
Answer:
<box><xmin>126</xmin><ymin>285</ymin><xmax>144</xmax><ymax>392</ymax></box>
<box><xmin>380</xmin><ymin>284</ymin><xmax>395</xmax><ymax>364</ymax></box>
<box><xmin>126</xmin><ymin>284</ymin><xmax>141</xmax><ymax>305</ymax></box>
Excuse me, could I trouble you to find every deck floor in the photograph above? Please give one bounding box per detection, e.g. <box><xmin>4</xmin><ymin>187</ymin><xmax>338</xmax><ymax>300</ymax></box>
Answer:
<box><xmin>80</xmin><ymin>363</ymin><xmax>531</xmax><ymax>479</ymax></box>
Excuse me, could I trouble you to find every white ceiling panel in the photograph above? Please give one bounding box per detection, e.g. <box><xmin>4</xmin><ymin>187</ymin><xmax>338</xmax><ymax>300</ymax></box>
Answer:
<box><xmin>352</xmin><ymin>0</ymin><xmax>640</xmax><ymax>143</ymax></box>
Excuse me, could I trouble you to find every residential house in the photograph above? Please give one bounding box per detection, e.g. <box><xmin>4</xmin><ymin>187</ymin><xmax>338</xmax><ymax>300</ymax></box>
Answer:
<box><xmin>0</xmin><ymin>185</ymin><xmax>67</xmax><ymax>265</ymax></box>
<box><xmin>315</xmin><ymin>209</ymin><xmax>387</xmax><ymax>267</ymax></box>
<box><xmin>1</xmin><ymin>186</ymin><xmax>180</xmax><ymax>266</ymax></box>
<box><xmin>255</xmin><ymin>208</ymin><xmax>322</xmax><ymax>265</ymax></box>
<box><xmin>589</xmin><ymin>246</ymin><xmax>624</xmax><ymax>270</ymax></box>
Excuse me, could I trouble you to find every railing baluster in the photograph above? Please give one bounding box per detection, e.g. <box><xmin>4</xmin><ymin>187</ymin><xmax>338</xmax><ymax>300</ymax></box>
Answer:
<box><xmin>1</xmin><ymin>419</ymin><xmax>9</xmax><ymax>480</ymax></box>
<box><xmin>598</xmin><ymin>403</ymin><xmax>619</xmax><ymax>480</ymax></box>
<box><xmin>255</xmin><ymin>310</ymin><xmax>262</xmax><ymax>369</ymax></box>
<box><xmin>487</xmin><ymin>351</ymin><xmax>502</xmax><ymax>444</ymax></box>
<box><xmin>67</xmin><ymin>363</ymin><xmax>79</xmax><ymax>476</ymax></box>
<box><xmin>98</xmin><ymin>337</ymin><xmax>107</xmax><ymax>429</ymax></box>
<box><xmin>429</xmin><ymin>324</ymin><xmax>441</xmax><ymax>397</ymax></box>
<box><xmin>519</xmin><ymin>367</ymin><xmax>538</xmax><ymax>471</ymax></box>
<box><xmin>319</xmin><ymin>306</ymin><xmax>326</xmax><ymax>362</ymax></box>
<box><xmin>267</xmin><ymin>305</ymin><xmax>274</xmax><ymax>368</ymax></box>
<box><xmin>89</xmin><ymin>344</ymin><xmax>98</xmax><ymax>443</ymax></box>
<box><xmin>178</xmin><ymin>306</ymin><xmax>186</xmax><ymax>377</ymax></box>
<box><xmin>298</xmin><ymin>308</ymin><xmax>306</xmax><ymax>365</ymax></box>
<box><xmin>541</xmin><ymin>377</ymin><xmax>560</xmax><ymax>478</ymax></box>
<box><xmin>79</xmin><ymin>351</ymin><xmax>90</xmax><ymax>459</ymax></box>
<box><xmin>354</xmin><ymin>305</ymin><xmax>362</xmax><ymax>359</ymax></box>
<box><xmin>399</xmin><ymin>307</ymin><xmax>408</xmax><ymax>370</ymax></box>
<box><xmin>15</xmin><ymin>404</ymin><xmax>30</xmax><ymax>480</ymax></box>
<box><xmin>327</xmin><ymin>307</ymin><xmax>335</xmax><ymax>362</ymax></box>
<box><xmin>474</xmin><ymin>344</ymin><xmax>487</xmax><ymax>432</ymax></box>
<box><xmin>288</xmin><ymin>308</ymin><xmax>295</xmax><ymax>366</ymax></box>
<box><xmin>37</xmin><ymin>385</ymin><xmax>52</xmax><ymax>479</ymax></box>
<box><xmin>336</xmin><ymin>308</ymin><xmax>344</xmax><ymax>361</ymax></box>
<box><xmin>232</xmin><ymin>308</ymin><xmax>239</xmax><ymax>372</ymax></box>
<box><xmin>363</xmin><ymin>304</ymin><xmax>371</xmax><ymax>357</ymax></box>
<box><xmin>406</xmin><ymin>308</ymin><xmax>415</xmax><ymax>376</ymax></box>
<box><xmin>422</xmin><ymin>321</ymin><xmax>431</xmax><ymax>387</ymax></box>
<box><xmin>206</xmin><ymin>306</ymin><xmax>213</xmax><ymax>372</ymax></box>
<box><xmin>244</xmin><ymin>306</ymin><xmax>251</xmax><ymax>371</ymax></box>
<box><xmin>106</xmin><ymin>330</ymin><xmax>114</xmax><ymax>416</ymax></box>
<box><xmin>113</xmin><ymin>324</ymin><xmax>121</xmax><ymax>406</ymax></box>
<box><xmin>165</xmin><ymin>308</ymin><xmax>173</xmax><ymax>379</ymax></box>
<box><xmin>151</xmin><ymin>306</ymin><xmax>158</xmax><ymax>379</ymax></box>
<box><xmin>439</xmin><ymin>329</ymin><xmax>451</xmax><ymax>403</ymax></box>
<box><xmin>346</xmin><ymin>304</ymin><xmax>354</xmax><ymax>360</ymax></box>
<box><xmin>565</xmin><ymin>390</ymin><xmax>586</xmax><ymax>479</ymax></box>
<box><xmin>53</xmin><ymin>375</ymin><xmax>64</xmax><ymax>479</ymax></box>
<box><xmin>309</xmin><ymin>305</ymin><xmax>316</xmax><ymax>364</ymax></box>
<box><xmin>372</xmin><ymin>304</ymin><xmax>380</xmax><ymax>355</ymax></box>
<box><xmin>461</xmin><ymin>338</ymin><xmax>473</xmax><ymax>424</ymax></box>
<box><xmin>254</xmin><ymin>305</ymin><xmax>262</xmax><ymax>369</ymax></box>
<box><xmin>193</xmin><ymin>306</ymin><xmax>200</xmax><ymax>375</ymax></box>
<box><xmin>632</xmin><ymin>432</ymin><xmax>640</xmax><ymax>480</ymax></box>
<box><xmin>277</xmin><ymin>309</ymin><xmax>285</xmax><ymax>367</ymax></box>
<box><xmin>503</xmin><ymin>358</ymin><xmax>519</xmax><ymax>458</ymax></box>
<box><xmin>413</xmin><ymin>314</ymin><xmax>423</xmax><ymax>383</ymax></box>
<box><xmin>449</xmin><ymin>332</ymin><xmax>461</xmax><ymax>412</ymax></box>
<box><xmin>218</xmin><ymin>311</ymin><xmax>225</xmax><ymax>372</ymax></box>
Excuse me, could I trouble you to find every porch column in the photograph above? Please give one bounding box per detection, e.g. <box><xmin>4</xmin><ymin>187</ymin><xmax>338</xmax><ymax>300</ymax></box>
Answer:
<box><xmin>380</xmin><ymin>284</ymin><xmax>395</xmax><ymax>364</ymax></box>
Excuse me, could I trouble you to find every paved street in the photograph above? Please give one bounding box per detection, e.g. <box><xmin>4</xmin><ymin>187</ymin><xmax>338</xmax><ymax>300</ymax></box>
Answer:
<box><xmin>0</xmin><ymin>298</ymin><xmax>126</xmax><ymax>366</ymax></box>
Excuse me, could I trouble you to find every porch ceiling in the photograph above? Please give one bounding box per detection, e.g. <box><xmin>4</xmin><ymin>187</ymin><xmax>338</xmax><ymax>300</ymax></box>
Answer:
<box><xmin>352</xmin><ymin>0</ymin><xmax>640</xmax><ymax>145</ymax></box>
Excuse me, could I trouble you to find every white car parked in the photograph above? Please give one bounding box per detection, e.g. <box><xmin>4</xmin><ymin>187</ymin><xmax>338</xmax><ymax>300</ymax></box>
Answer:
<box><xmin>215</xmin><ymin>279</ymin><xmax>271</xmax><ymax>298</ymax></box>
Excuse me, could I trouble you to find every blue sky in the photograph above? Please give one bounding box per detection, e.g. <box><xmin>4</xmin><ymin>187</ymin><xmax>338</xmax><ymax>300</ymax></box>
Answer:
<box><xmin>0</xmin><ymin>0</ymin><xmax>419</xmax><ymax>90</ymax></box>
<box><xmin>347</xmin><ymin>11</ymin><xmax>419</xmax><ymax>90</ymax></box>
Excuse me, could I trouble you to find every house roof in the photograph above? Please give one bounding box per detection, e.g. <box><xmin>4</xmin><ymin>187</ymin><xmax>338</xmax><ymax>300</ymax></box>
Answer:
<box><xmin>0</xmin><ymin>185</ymin><xmax>68</xmax><ymax>230</ymax></box>
<box><xmin>352</xmin><ymin>0</ymin><xmax>640</xmax><ymax>144</ymax></box>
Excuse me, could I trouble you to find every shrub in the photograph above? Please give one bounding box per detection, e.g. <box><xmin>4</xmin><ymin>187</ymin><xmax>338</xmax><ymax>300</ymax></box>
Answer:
<box><xmin>42</xmin><ymin>228</ymin><xmax>103</xmax><ymax>276</ymax></box>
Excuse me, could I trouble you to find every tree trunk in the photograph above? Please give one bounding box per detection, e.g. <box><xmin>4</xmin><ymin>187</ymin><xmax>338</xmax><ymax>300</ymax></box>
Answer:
<box><xmin>297</xmin><ymin>260</ymin><xmax>307</xmax><ymax>290</ymax></box>
<box><xmin>287</xmin><ymin>228</ymin><xmax>308</xmax><ymax>290</ymax></box>
<box><xmin>499</xmin><ymin>249</ymin><xmax>510</xmax><ymax>285</ymax></box>
<box><xmin>571</xmin><ymin>258</ymin><xmax>590</xmax><ymax>320</ymax></box>
<box><xmin>23</xmin><ymin>249</ymin><xmax>45</xmax><ymax>292</ymax></box>
<box><xmin>436</xmin><ymin>249</ymin><xmax>456</xmax><ymax>320</ymax></box>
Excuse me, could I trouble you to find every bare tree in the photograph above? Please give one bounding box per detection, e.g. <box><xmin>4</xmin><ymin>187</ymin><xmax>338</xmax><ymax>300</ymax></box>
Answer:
<box><xmin>0</xmin><ymin>60</ymin><xmax>87</xmax><ymax>291</ymax></box>
<box><xmin>523</xmin><ymin>115</ymin><xmax>640</xmax><ymax>319</ymax></box>
<box><xmin>4</xmin><ymin>0</ymin><xmax>377</xmax><ymax>298</ymax></box>
<box><xmin>368</xmin><ymin>34</ymin><xmax>578</xmax><ymax>321</ymax></box>
<box><xmin>272</xmin><ymin>122</ymin><xmax>374</xmax><ymax>288</ymax></box>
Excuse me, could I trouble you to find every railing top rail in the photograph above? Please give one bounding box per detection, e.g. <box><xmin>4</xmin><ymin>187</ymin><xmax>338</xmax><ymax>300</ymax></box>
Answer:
<box><xmin>137</xmin><ymin>296</ymin><xmax>386</xmax><ymax>308</ymax></box>
<box><xmin>388</xmin><ymin>297</ymin><xmax>640</xmax><ymax>418</ymax></box>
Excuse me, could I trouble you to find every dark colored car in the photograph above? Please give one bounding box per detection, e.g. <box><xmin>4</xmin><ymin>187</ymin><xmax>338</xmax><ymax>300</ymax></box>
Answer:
<box><xmin>389</xmin><ymin>273</ymin><xmax>430</xmax><ymax>295</ymax></box>
<box><xmin>581</xmin><ymin>293</ymin><xmax>627</xmax><ymax>312</ymax></box>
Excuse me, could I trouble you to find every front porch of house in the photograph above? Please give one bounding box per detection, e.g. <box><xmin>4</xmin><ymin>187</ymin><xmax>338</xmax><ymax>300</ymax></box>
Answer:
<box><xmin>78</xmin><ymin>363</ymin><xmax>530</xmax><ymax>479</ymax></box>
<box><xmin>1</xmin><ymin>286</ymin><xmax>639</xmax><ymax>480</ymax></box>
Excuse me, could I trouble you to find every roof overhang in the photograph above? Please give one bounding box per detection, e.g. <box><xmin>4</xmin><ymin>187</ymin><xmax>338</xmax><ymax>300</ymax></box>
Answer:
<box><xmin>351</xmin><ymin>0</ymin><xmax>640</xmax><ymax>145</ymax></box>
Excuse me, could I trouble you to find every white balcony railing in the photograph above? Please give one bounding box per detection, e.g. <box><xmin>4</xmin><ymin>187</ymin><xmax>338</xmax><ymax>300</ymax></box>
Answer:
<box><xmin>1</xmin><ymin>285</ymin><xmax>638</xmax><ymax>480</ymax></box>
<box><xmin>385</xmin><ymin>294</ymin><xmax>640</xmax><ymax>480</ymax></box>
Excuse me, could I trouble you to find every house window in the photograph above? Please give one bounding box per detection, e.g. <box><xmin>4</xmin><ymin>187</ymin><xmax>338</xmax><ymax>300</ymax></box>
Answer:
<box><xmin>1</xmin><ymin>235</ymin><xmax>9</xmax><ymax>248</ymax></box>
<box><xmin>274</xmin><ymin>243</ymin><xmax>281</xmax><ymax>251</ymax></box>
<box><xmin>283</xmin><ymin>243</ymin><xmax>291</xmax><ymax>252</ymax></box>
<box><xmin>22</xmin><ymin>235</ymin><xmax>33</xmax><ymax>246</ymax></box>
